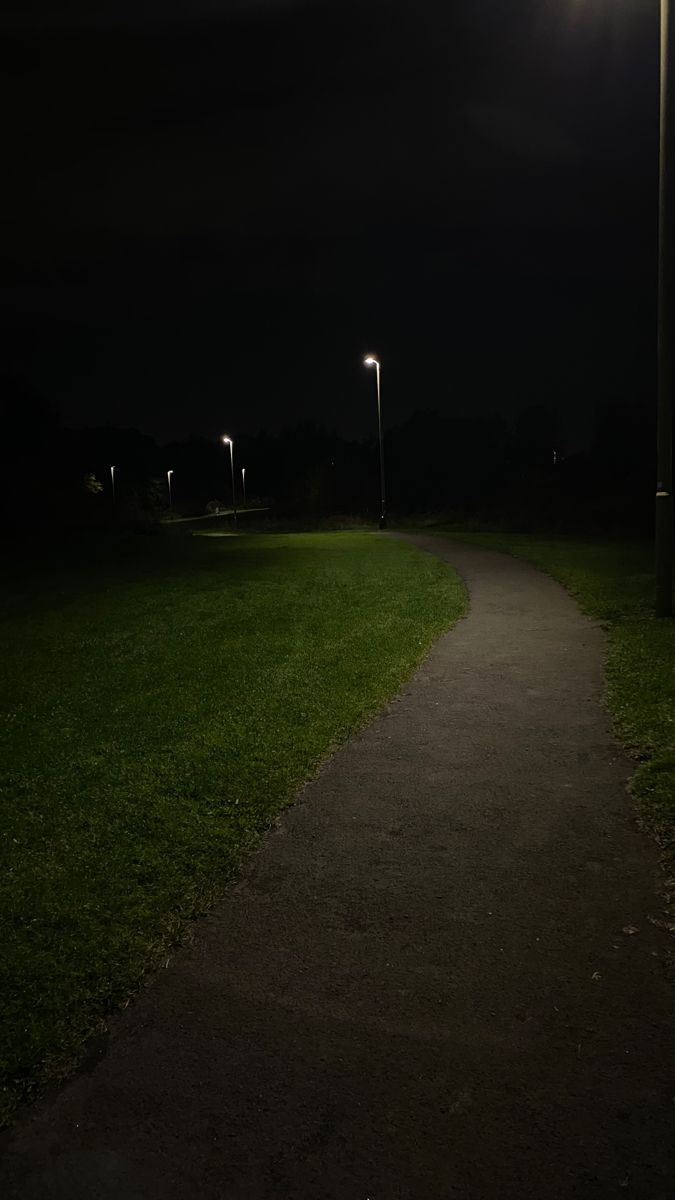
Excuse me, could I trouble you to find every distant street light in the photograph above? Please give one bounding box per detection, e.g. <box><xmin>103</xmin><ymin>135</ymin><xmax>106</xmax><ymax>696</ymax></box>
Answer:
<box><xmin>364</xmin><ymin>355</ymin><xmax>387</xmax><ymax>528</ymax></box>
<box><xmin>110</xmin><ymin>464</ymin><xmax>116</xmax><ymax>506</ymax></box>
<box><xmin>222</xmin><ymin>435</ymin><xmax>237</xmax><ymax>525</ymax></box>
<box><xmin>655</xmin><ymin>0</ymin><xmax>673</xmax><ymax>615</ymax></box>
<box><xmin>242</xmin><ymin>467</ymin><xmax>246</xmax><ymax>508</ymax></box>
<box><xmin>167</xmin><ymin>469</ymin><xmax>174</xmax><ymax>509</ymax></box>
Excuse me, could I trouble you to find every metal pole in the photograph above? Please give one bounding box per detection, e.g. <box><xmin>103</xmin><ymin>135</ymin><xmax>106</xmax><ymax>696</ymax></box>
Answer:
<box><xmin>167</xmin><ymin>471</ymin><xmax>173</xmax><ymax>509</ymax></box>
<box><xmin>656</xmin><ymin>0</ymin><xmax>673</xmax><ymax>616</ymax></box>
<box><xmin>375</xmin><ymin>362</ymin><xmax>387</xmax><ymax>529</ymax></box>
<box><xmin>111</xmin><ymin>465</ymin><xmax>116</xmax><ymax>506</ymax></box>
<box><xmin>242</xmin><ymin>467</ymin><xmax>246</xmax><ymax>508</ymax></box>
<box><xmin>230</xmin><ymin>441</ymin><xmax>237</xmax><ymax>525</ymax></box>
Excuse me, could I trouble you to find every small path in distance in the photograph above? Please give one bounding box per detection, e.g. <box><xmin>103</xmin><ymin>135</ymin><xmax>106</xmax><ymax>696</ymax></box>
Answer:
<box><xmin>162</xmin><ymin>506</ymin><xmax>270</xmax><ymax>525</ymax></box>
<box><xmin>1</xmin><ymin>534</ymin><xmax>673</xmax><ymax>1198</ymax></box>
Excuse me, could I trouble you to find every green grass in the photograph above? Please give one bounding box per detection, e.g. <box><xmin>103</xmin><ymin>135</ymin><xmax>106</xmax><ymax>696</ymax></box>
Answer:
<box><xmin>441</xmin><ymin>533</ymin><xmax>675</xmax><ymax>855</ymax></box>
<box><xmin>0</xmin><ymin>531</ymin><xmax>464</xmax><ymax>1125</ymax></box>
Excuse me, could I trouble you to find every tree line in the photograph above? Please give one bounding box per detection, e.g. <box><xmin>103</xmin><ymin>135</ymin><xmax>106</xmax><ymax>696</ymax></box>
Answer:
<box><xmin>0</xmin><ymin>375</ymin><xmax>654</xmax><ymax>536</ymax></box>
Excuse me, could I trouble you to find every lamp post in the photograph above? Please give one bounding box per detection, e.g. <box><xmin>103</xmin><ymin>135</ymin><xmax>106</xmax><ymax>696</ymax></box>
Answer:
<box><xmin>364</xmin><ymin>355</ymin><xmax>386</xmax><ymax>529</ymax></box>
<box><xmin>110</xmin><ymin>464</ymin><xmax>116</xmax><ymax>506</ymax></box>
<box><xmin>656</xmin><ymin>0</ymin><xmax>673</xmax><ymax>616</ymax></box>
<box><xmin>242</xmin><ymin>467</ymin><xmax>246</xmax><ymax>508</ymax></box>
<box><xmin>167</xmin><ymin>469</ymin><xmax>174</xmax><ymax>510</ymax></box>
<box><xmin>222</xmin><ymin>436</ymin><xmax>237</xmax><ymax>525</ymax></box>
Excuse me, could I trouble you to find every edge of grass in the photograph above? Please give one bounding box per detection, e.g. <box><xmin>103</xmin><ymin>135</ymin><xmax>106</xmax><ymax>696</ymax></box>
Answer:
<box><xmin>1</xmin><ymin>532</ymin><xmax>467</xmax><ymax>1126</ymax></box>
<box><xmin>434</xmin><ymin>531</ymin><xmax>675</xmax><ymax>937</ymax></box>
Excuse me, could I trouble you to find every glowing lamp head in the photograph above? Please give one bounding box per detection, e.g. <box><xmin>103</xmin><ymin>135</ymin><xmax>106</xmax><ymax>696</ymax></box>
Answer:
<box><xmin>167</xmin><ymin>469</ymin><xmax>173</xmax><ymax>477</ymax></box>
<box><xmin>221</xmin><ymin>435</ymin><xmax>231</xmax><ymax>445</ymax></box>
<box><xmin>364</xmin><ymin>355</ymin><xmax>379</xmax><ymax>367</ymax></box>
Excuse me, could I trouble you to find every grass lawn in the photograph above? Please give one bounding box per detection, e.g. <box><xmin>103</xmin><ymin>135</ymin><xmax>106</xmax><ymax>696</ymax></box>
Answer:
<box><xmin>442</xmin><ymin>532</ymin><xmax>675</xmax><ymax>870</ymax></box>
<box><xmin>0</xmin><ymin>531</ymin><xmax>465</xmax><ymax>1125</ymax></box>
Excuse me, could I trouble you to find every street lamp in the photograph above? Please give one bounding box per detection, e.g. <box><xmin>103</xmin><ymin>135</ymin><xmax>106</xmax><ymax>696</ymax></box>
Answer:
<box><xmin>167</xmin><ymin>469</ymin><xmax>174</xmax><ymax>510</ymax></box>
<box><xmin>656</xmin><ymin>0</ymin><xmax>673</xmax><ymax>616</ymax></box>
<box><xmin>242</xmin><ymin>467</ymin><xmax>246</xmax><ymax>508</ymax></box>
<box><xmin>110</xmin><ymin>465</ymin><xmax>116</xmax><ymax>506</ymax></box>
<box><xmin>221</xmin><ymin>435</ymin><xmax>237</xmax><ymax>525</ymax></box>
<box><xmin>574</xmin><ymin>4</ymin><xmax>671</xmax><ymax>612</ymax></box>
<box><xmin>364</xmin><ymin>355</ymin><xmax>387</xmax><ymax>528</ymax></box>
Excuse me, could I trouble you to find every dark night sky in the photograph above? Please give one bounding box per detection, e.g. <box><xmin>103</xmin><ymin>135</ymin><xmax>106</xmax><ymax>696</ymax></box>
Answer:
<box><xmin>2</xmin><ymin>0</ymin><xmax>660</xmax><ymax>448</ymax></box>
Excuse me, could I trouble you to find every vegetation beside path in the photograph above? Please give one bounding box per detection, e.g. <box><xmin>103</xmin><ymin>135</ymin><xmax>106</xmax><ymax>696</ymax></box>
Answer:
<box><xmin>0</xmin><ymin>531</ymin><xmax>465</xmax><ymax>1125</ymax></box>
<box><xmin>444</xmin><ymin>533</ymin><xmax>675</xmax><ymax>886</ymax></box>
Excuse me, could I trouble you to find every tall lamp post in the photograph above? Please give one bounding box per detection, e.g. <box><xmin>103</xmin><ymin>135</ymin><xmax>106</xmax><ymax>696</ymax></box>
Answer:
<box><xmin>364</xmin><ymin>355</ymin><xmax>387</xmax><ymax>529</ymax></box>
<box><xmin>167</xmin><ymin>468</ymin><xmax>174</xmax><ymax>510</ymax></box>
<box><xmin>110</xmin><ymin>464</ymin><xmax>116</xmax><ymax>506</ymax></box>
<box><xmin>222</xmin><ymin>435</ymin><xmax>237</xmax><ymax>525</ymax></box>
<box><xmin>242</xmin><ymin>467</ymin><xmax>246</xmax><ymax>508</ymax></box>
<box><xmin>656</xmin><ymin>0</ymin><xmax>673</xmax><ymax>616</ymax></box>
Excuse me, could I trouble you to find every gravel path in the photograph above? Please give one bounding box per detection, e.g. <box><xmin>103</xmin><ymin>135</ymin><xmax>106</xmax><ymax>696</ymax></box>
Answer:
<box><xmin>1</xmin><ymin>534</ymin><xmax>673</xmax><ymax>1198</ymax></box>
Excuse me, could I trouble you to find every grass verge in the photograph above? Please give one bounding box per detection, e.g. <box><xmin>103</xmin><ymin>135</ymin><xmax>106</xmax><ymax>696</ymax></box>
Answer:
<box><xmin>0</xmin><ymin>531</ymin><xmax>465</xmax><ymax>1125</ymax></box>
<box><xmin>442</xmin><ymin>532</ymin><xmax>675</xmax><ymax>891</ymax></box>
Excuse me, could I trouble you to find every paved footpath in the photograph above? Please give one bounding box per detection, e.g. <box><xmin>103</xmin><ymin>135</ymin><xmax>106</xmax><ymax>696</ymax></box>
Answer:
<box><xmin>2</xmin><ymin>535</ymin><xmax>674</xmax><ymax>1199</ymax></box>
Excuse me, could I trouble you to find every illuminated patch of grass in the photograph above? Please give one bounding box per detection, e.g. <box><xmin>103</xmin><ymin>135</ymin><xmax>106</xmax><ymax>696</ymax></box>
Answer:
<box><xmin>0</xmin><ymin>532</ymin><xmax>465</xmax><ymax>1124</ymax></box>
<box><xmin>443</xmin><ymin>532</ymin><xmax>675</xmax><ymax>868</ymax></box>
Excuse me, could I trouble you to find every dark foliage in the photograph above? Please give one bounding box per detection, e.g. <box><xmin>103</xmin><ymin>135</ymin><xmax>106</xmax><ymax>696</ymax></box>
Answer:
<box><xmin>0</xmin><ymin>374</ymin><xmax>657</xmax><ymax>536</ymax></box>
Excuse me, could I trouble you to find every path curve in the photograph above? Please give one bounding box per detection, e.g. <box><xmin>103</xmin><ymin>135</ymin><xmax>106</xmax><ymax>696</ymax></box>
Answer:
<box><xmin>1</xmin><ymin>534</ymin><xmax>673</xmax><ymax>1198</ymax></box>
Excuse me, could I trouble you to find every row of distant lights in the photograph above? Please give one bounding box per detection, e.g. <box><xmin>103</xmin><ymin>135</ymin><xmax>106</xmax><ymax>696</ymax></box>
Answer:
<box><xmin>110</xmin><ymin>357</ymin><xmax>381</xmax><ymax>505</ymax></box>
<box><xmin>110</xmin><ymin>454</ymin><xmax>244</xmax><ymax>504</ymax></box>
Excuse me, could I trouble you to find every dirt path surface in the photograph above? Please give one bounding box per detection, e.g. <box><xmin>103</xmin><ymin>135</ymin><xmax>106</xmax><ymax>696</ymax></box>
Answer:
<box><xmin>2</xmin><ymin>534</ymin><xmax>673</xmax><ymax>1198</ymax></box>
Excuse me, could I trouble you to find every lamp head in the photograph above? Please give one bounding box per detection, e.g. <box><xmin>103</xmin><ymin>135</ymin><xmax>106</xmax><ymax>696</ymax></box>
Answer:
<box><xmin>364</xmin><ymin>355</ymin><xmax>379</xmax><ymax>367</ymax></box>
<box><xmin>221</xmin><ymin>435</ymin><xmax>231</xmax><ymax>445</ymax></box>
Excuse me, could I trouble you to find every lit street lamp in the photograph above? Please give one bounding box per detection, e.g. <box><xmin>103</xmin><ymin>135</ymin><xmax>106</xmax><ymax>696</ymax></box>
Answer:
<box><xmin>167</xmin><ymin>469</ymin><xmax>174</xmax><ymax>509</ymax></box>
<box><xmin>222</xmin><ymin>435</ymin><xmax>237</xmax><ymax>525</ymax></box>
<box><xmin>655</xmin><ymin>0</ymin><xmax>673</xmax><ymax>616</ymax></box>
<box><xmin>364</xmin><ymin>355</ymin><xmax>387</xmax><ymax>528</ymax></box>
<box><xmin>110</xmin><ymin>464</ymin><xmax>116</xmax><ymax>506</ymax></box>
<box><xmin>242</xmin><ymin>467</ymin><xmax>246</xmax><ymax>508</ymax></box>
